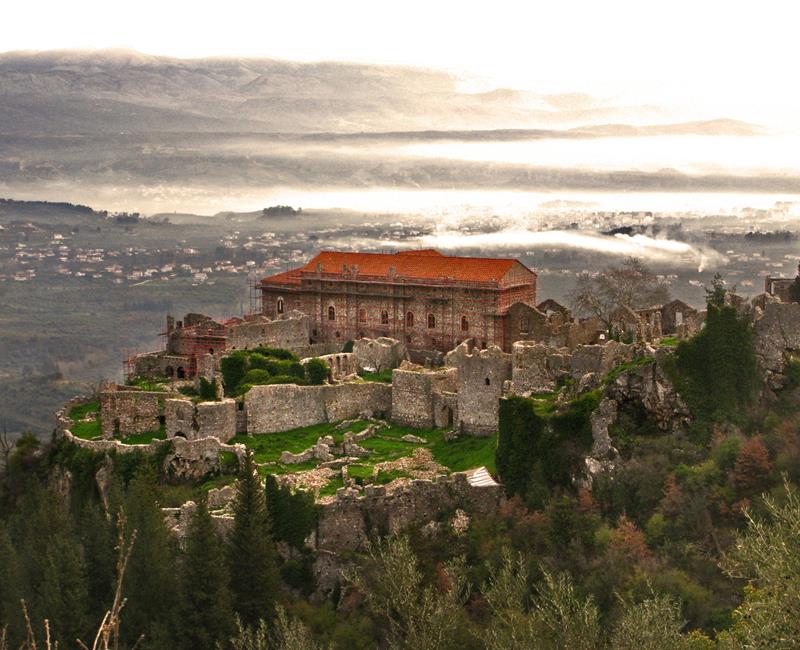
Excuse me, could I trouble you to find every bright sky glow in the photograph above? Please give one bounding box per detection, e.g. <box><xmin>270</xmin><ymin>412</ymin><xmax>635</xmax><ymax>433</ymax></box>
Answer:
<box><xmin>4</xmin><ymin>0</ymin><xmax>800</xmax><ymax>127</ymax></box>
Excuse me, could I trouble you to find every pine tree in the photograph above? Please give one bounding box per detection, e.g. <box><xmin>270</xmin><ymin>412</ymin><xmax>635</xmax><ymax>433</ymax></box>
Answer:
<box><xmin>179</xmin><ymin>496</ymin><xmax>235</xmax><ymax>649</ymax></box>
<box><xmin>0</xmin><ymin>522</ymin><xmax>23</xmax><ymax>644</ymax></box>
<box><xmin>10</xmin><ymin>484</ymin><xmax>91</xmax><ymax>645</ymax></box>
<box><xmin>228</xmin><ymin>452</ymin><xmax>280</xmax><ymax>626</ymax></box>
<box><xmin>123</xmin><ymin>470</ymin><xmax>180</xmax><ymax>649</ymax></box>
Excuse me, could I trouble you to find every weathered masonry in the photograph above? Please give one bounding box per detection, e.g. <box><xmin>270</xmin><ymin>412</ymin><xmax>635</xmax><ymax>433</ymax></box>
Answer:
<box><xmin>259</xmin><ymin>249</ymin><xmax>538</xmax><ymax>353</ymax></box>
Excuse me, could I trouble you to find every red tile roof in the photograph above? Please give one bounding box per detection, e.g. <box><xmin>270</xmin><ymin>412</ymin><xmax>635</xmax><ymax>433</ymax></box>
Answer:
<box><xmin>261</xmin><ymin>250</ymin><xmax>533</xmax><ymax>285</ymax></box>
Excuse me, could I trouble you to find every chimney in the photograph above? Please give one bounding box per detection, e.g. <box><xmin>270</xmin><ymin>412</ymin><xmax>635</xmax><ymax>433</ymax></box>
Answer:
<box><xmin>166</xmin><ymin>315</ymin><xmax>175</xmax><ymax>334</ymax></box>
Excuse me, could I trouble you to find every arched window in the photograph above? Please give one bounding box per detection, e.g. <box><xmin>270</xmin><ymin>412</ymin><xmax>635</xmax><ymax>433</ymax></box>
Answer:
<box><xmin>381</xmin><ymin>310</ymin><xmax>389</xmax><ymax>325</ymax></box>
<box><xmin>328</xmin><ymin>305</ymin><xmax>336</xmax><ymax>321</ymax></box>
<box><xmin>519</xmin><ymin>316</ymin><xmax>530</xmax><ymax>334</ymax></box>
<box><xmin>460</xmin><ymin>316</ymin><xmax>469</xmax><ymax>332</ymax></box>
<box><xmin>406</xmin><ymin>311</ymin><xmax>414</xmax><ymax>327</ymax></box>
<box><xmin>485</xmin><ymin>377</ymin><xmax>491</xmax><ymax>386</ymax></box>
<box><xmin>277</xmin><ymin>297</ymin><xmax>284</xmax><ymax>314</ymax></box>
<box><xmin>427</xmin><ymin>313</ymin><xmax>436</xmax><ymax>329</ymax></box>
<box><xmin>358</xmin><ymin>308</ymin><xmax>367</xmax><ymax>323</ymax></box>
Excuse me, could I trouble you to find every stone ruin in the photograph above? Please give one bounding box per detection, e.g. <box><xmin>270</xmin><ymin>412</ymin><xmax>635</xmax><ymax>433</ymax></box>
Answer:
<box><xmin>445</xmin><ymin>341</ymin><xmax>512</xmax><ymax>436</ymax></box>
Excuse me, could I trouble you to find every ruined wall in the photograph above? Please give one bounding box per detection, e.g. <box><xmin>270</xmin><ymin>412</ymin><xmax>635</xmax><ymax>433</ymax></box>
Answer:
<box><xmin>569</xmin><ymin>341</ymin><xmax>635</xmax><ymax>381</ymax></box>
<box><xmin>511</xmin><ymin>341</ymin><xmax>571</xmax><ymax>394</ymax></box>
<box><xmin>165</xmin><ymin>398</ymin><xmax>237</xmax><ymax>442</ymax></box>
<box><xmin>244</xmin><ymin>382</ymin><xmax>392</xmax><ymax>433</ymax></box>
<box><xmin>352</xmin><ymin>337</ymin><xmax>408</xmax><ymax>372</ymax></box>
<box><xmin>56</xmin><ymin>397</ymin><xmax>244</xmax><ymax>482</ymax></box>
<box><xmin>315</xmin><ymin>473</ymin><xmax>502</xmax><ymax>553</ymax></box>
<box><xmin>226</xmin><ymin>311</ymin><xmax>310</xmax><ymax>352</ymax></box>
<box><xmin>754</xmin><ymin>301</ymin><xmax>800</xmax><ymax>387</ymax></box>
<box><xmin>446</xmin><ymin>342</ymin><xmax>511</xmax><ymax>436</ymax></box>
<box><xmin>391</xmin><ymin>365</ymin><xmax>457</xmax><ymax>429</ymax></box>
<box><xmin>132</xmin><ymin>353</ymin><xmax>192</xmax><ymax>380</ymax></box>
<box><xmin>302</xmin><ymin>352</ymin><xmax>356</xmax><ymax>381</ymax></box>
<box><xmin>99</xmin><ymin>388</ymin><xmax>164</xmax><ymax>438</ymax></box>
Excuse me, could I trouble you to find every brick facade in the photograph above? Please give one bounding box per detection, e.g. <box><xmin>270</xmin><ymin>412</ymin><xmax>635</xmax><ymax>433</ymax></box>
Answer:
<box><xmin>260</xmin><ymin>250</ymin><xmax>537</xmax><ymax>353</ymax></box>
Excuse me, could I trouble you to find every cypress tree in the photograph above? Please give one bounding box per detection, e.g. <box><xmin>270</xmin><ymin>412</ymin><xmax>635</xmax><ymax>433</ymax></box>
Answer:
<box><xmin>0</xmin><ymin>522</ymin><xmax>23</xmax><ymax>644</ymax></box>
<box><xmin>228</xmin><ymin>452</ymin><xmax>280</xmax><ymax>625</ymax></box>
<box><xmin>123</xmin><ymin>470</ymin><xmax>180</xmax><ymax>649</ymax></box>
<box><xmin>10</xmin><ymin>484</ymin><xmax>91</xmax><ymax>646</ymax></box>
<box><xmin>179</xmin><ymin>496</ymin><xmax>235</xmax><ymax>649</ymax></box>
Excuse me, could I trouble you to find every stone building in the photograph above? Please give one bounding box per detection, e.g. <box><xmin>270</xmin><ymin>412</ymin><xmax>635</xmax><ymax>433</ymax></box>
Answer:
<box><xmin>130</xmin><ymin>311</ymin><xmax>311</xmax><ymax>380</ymax></box>
<box><xmin>259</xmin><ymin>249</ymin><xmax>538</xmax><ymax>353</ymax></box>
<box><xmin>765</xmin><ymin>263</ymin><xmax>800</xmax><ymax>302</ymax></box>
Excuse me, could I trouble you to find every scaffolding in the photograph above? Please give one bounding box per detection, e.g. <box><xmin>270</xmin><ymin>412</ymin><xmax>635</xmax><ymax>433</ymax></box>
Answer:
<box><xmin>248</xmin><ymin>272</ymin><xmax>262</xmax><ymax>317</ymax></box>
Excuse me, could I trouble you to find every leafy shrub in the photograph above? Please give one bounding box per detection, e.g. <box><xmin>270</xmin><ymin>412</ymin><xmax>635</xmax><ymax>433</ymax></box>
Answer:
<box><xmin>198</xmin><ymin>378</ymin><xmax>218</xmax><ymax>401</ymax></box>
<box><xmin>342</xmin><ymin>340</ymin><xmax>355</xmax><ymax>353</ymax></box>
<box><xmin>305</xmin><ymin>358</ymin><xmax>330</xmax><ymax>385</ymax></box>
<box><xmin>220</xmin><ymin>352</ymin><xmax>248</xmax><ymax>396</ymax></box>
<box><xmin>252</xmin><ymin>346</ymin><xmax>298</xmax><ymax>361</ymax></box>
<box><xmin>264</xmin><ymin>474</ymin><xmax>318</xmax><ymax>549</ymax></box>
<box><xmin>671</xmin><ymin>304</ymin><xmax>758</xmax><ymax>424</ymax></box>
<box><xmin>242</xmin><ymin>369</ymin><xmax>272</xmax><ymax>385</ymax></box>
<box><xmin>265</xmin><ymin>375</ymin><xmax>305</xmax><ymax>385</ymax></box>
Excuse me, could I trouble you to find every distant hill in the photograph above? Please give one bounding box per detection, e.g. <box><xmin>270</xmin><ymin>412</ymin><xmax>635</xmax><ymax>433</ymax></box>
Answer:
<box><xmin>0</xmin><ymin>49</ymin><xmax>672</xmax><ymax>135</ymax></box>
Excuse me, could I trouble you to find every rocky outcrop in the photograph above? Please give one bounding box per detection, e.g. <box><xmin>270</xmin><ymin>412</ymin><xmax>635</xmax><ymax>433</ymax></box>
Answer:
<box><xmin>606</xmin><ymin>354</ymin><xmax>690</xmax><ymax>431</ymax></box>
<box><xmin>754</xmin><ymin>302</ymin><xmax>800</xmax><ymax>389</ymax></box>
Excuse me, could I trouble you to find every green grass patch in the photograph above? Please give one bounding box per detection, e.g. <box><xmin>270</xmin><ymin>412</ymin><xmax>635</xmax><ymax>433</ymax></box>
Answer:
<box><xmin>200</xmin><ymin>474</ymin><xmax>236</xmax><ymax>492</ymax></box>
<box><xmin>659</xmin><ymin>335</ymin><xmax>679</xmax><ymax>346</ymax></box>
<box><xmin>605</xmin><ymin>355</ymin><xmax>656</xmax><ymax>384</ymax></box>
<box><xmin>318</xmin><ymin>477</ymin><xmax>344</xmax><ymax>497</ymax></box>
<box><xmin>374</xmin><ymin>468</ymin><xmax>410</xmax><ymax>485</ymax></box>
<box><xmin>347</xmin><ymin>464</ymin><xmax>375</xmax><ymax>480</ymax></box>
<box><xmin>70</xmin><ymin>419</ymin><xmax>102</xmax><ymax>440</ymax></box>
<box><xmin>428</xmin><ymin>429</ymin><xmax>497</xmax><ymax>474</ymax></box>
<box><xmin>357</xmin><ymin>368</ymin><xmax>394</xmax><ymax>383</ymax></box>
<box><xmin>122</xmin><ymin>429</ymin><xmax>167</xmax><ymax>445</ymax></box>
<box><xmin>68</xmin><ymin>400</ymin><xmax>100</xmax><ymax>420</ymax></box>
<box><xmin>127</xmin><ymin>378</ymin><xmax>168</xmax><ymax>391</ymax></box>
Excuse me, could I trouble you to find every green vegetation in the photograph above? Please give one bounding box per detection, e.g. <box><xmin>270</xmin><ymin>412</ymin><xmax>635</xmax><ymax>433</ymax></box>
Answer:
<box><xmin>68</xmin><ymin>400</ymin><xmax>102</xmax><ymax>439</ymax></box>
<box><xmin>357</xmin><ymin>368</ymin><xmax>394</xmax><ymax>383</ymax></box>
<box><xmin>659</xmin><ymin>335</ymin><xmax>680</xmax><ymax>346</ymax></box>
<box><xmin>305</xmin><ymin>357</ymin><xmax>330</xmax><ymax>385</ymax></box>
<box><xmin>127</xmin><ymin>377</ymin><xmax>168</xmax><ymax>391</ymax></box>
<box><xmin>496</xmin><ymin>389</ymin><xmax>601</xmax><ymax>504</ymax></box>
<box><xmin>669</xmin><ymin>304</ymin><xmax>758</xmax><ymax>429</ymax></box>
<box><xmin>605</xmin><ymin>355</ymin><xmax>655</xmax><ymax>384</ymax></box>
<box><xmin>122</xmin><ymin>428</ymin><xmax>167</xmax><ymax>445</ymax></box>
<box><xmin>221</xmin><ymin>348</ymin><xmax>307</xmax><ymax>396</ymax></box>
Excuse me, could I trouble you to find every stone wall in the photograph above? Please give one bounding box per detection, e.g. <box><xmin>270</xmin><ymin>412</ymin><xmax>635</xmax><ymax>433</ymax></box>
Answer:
<box><xmin>446</xmin><ymin>341</ymin><xmax>511</xmax><ymax>436</ymax></box>
<box><xmin>165</xmin><ymin>398</ymin><xmax>237</xmax><ymax>442</ymax></box>
<box><xmin>226</xmin><ymin>311</ymin><xmax>310</xmax><ymax>353</ymax></box>
<box><xmin>352</xmin><ymin>337</ymin><xmax>408</xmax><ymax>372</ymax></box>
<box><xmin>569</xmin><ymin>341</ymin><xmax>635</xmax><ymax>381</ymax></box>
<box><xmin>391</xmin><ymin>364</ymin><xmax>457</xmax><ymax>429</ymax></box>
<box><xmin>511</xmin><ymin>341</ymin><xmax>566</xmax><ymax>394</ymax></box>
<box><xmin>315</xmin><ymin>472</ymin><xmax>502</xmax><ymax>554</ymax></box>
<box><xmin>132</xmin><ymin>352</ymin><xmax>192</xmax><ymax>380</ymax></box>
<box><xmin>302</xmin><ymin>352</ymin><xmax>356</xmax><ymax>381</ymax></box>
<box><xmin>99</xmin><ymin>387</ymin><xmax>165</xmax><ymax>438</ymax></box>
<box><xmin>244</xmin><ymin>382</ymin><xmax>392</xmax><ymax>433</ymax></box>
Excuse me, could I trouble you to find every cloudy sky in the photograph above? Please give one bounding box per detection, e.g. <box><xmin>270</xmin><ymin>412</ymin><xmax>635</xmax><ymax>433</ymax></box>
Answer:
<box><xmin>4</xmin><ymin>0</ymin><xmax>799</xmax><ymax>128</ymax></box>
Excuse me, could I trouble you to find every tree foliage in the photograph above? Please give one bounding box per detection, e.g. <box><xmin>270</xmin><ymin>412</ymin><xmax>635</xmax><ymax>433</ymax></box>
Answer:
<box><xmin>719</xmin><ymin>478</ymin><xmax>800</xmax><ymax>648</ymax></box>
<box><xmin>180</xmin><ymin>496</ymin><xmax>236</xmax><ymax>649</ymax></box>
<box><xmin>305</xmin><ymin>358</ymin><xmax>330</xmax><ymax>386</ymax></box>
<box><xmin>671</xmin><ymin>303</ymin><xmax>758</xmax><ymax>425</ymax></box>
<box><xmin>571</xmin><ymin>257</ymin><xmax>670</xmax><ymax>328</ymax></box>
<box><xmin>228</xmin><ymin>452</ymin><xmax>280</xmax><ymax>626</ymax></box>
